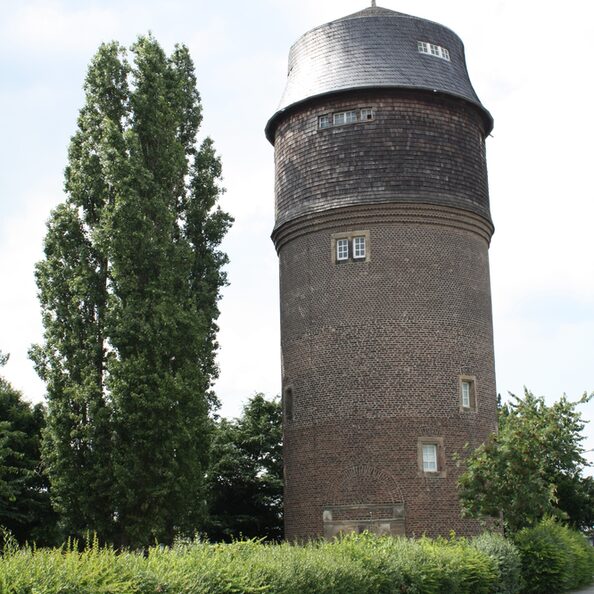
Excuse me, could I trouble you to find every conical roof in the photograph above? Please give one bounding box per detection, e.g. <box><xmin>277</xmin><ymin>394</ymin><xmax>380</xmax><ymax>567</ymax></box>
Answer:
<box><xmin>336</xmin><ymin>6</ymin><xmax>408</xmax><ymax>20</ymax></box>
<box><xmin>266</xmin><ymin>5</ymin><xmax>492</xmax><ymax>142</ymax></box>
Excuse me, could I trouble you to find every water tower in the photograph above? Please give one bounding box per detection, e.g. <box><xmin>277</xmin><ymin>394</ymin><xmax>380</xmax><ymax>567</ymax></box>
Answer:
<box><xmin>266</xmin><ymin>3</ymin><xmax>497</xmax><ymax>539</ymax></box>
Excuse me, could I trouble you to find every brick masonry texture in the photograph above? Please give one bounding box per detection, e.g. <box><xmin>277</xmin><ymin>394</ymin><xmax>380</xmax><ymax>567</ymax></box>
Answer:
<box><xmin>272</xmin><ymin>90</ymin><xmax>497</xmax><ymax>540</ymax></box>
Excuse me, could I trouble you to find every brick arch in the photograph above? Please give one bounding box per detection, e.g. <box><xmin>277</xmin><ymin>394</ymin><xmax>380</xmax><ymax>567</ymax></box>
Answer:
<box><xmin>327</xmin><ymin>464</ymin><xmax>405</xmax><ymax>505</ymax></box>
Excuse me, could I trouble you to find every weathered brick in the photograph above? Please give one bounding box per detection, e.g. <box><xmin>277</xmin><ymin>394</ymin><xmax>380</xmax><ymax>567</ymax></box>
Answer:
<box><xmin>270</xmin><ymin>75</ymin><xmax>497</xmax><ymax>541</ymax></box>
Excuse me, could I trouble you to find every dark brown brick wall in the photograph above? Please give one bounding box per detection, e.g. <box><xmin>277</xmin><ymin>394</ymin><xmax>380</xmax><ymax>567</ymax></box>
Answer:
<box><xmin>272</xmin><ymin>90</ymin><xmax>490</xmax><ymax>229</ymax></box>
<box><xmin>272</xmin><ymin>90</ymin><xmax>497</xmax><ymax>540</ymax></box>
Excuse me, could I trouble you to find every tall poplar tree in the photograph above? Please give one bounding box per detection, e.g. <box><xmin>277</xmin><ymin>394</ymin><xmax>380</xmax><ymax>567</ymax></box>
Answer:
<box><xmin>30</xmin><ymin>36</ymin><xmax>232</xmax><ymax>546</ymax></box>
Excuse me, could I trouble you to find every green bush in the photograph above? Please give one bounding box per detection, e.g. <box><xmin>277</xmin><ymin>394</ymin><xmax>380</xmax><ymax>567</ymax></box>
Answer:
<box><xmin>514</xmin><ymin>518</ymin><xmax>594</xmax><ymax>594</ymax></box>
<box><xmin>471</xmin><ymin>531</ymin><xmax>522</xmax><ymax>594</ymax></box>
<box><xmin>7</xmin><ymin>530</ymin><xmax>591</xmax><ymax>594</ymax></box>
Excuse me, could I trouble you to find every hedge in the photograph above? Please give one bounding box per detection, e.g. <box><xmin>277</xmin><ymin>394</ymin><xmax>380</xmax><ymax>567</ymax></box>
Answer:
<box><xmin>0</xmin><ymin>525</ymin><xmax>592</xmax><ymax>594</ymax></box>
<box><xmin>514</xmin><ymin>518</ymin><xmax>594</xmax><ymax>594</ymax></box>
<box><xmin>471</xmin><ymin>532</ymin><xmax>523</xmax><ymax>594</ymax></box>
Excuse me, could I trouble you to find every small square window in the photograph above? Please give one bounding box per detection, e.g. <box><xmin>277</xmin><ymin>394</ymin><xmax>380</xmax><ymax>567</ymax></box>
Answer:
<box><xmin>360</xmin><ymin>108</ymin><xmax>374</xmax><ymax>121</ymax></box>
<box><xmin>333</xmin><ymin>112</ymin><xmax>346</xmax><ymax>126</ymax></box>
<box><xmin>345</xmin><ymin>110</ymin><xmax>357</xmax><ymax>124</ymax></box>
<box><xmin>353</xmin><ymin>236</ymin><xmax>366</xmax><ymax>259</ymax></box>
<box><xmin>441</xmin><ymin>47</ymin><xmax>450</xmax><ymax>61</ymax></box>
<box><xmin>318</xmin><ymin>114</ymin><xmax>331</xmax><ymax>129</ymax></box>
<box><xmin>422</xmin><ymin>444</ymin><xmax>438</xmax><ymax>472</ymax></box>
<box><xmin>336</xmin><ymin>238</ymin><xmax>349</xmax><ymax>261</ymax></box>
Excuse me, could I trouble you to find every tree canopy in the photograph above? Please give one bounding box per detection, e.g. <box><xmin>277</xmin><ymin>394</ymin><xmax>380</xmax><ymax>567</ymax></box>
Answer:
<box><xmin>30</xmin><ymin>36</ymin><xmax>231</xmax><ymax>547</ymax></box>
<box><xmin>206</xmin><ymin>394</ymin><xmax>283</xmax><ymax>541</ymax></box>
<box><xmin>0</xmin><ymin>352</ymin><xmax>57</xmax><ymax>545</ymax></box>
<box><xmin>458</xmin><ymin>389</ymin><xmax>594</xmax><ymax>533</ymax></box>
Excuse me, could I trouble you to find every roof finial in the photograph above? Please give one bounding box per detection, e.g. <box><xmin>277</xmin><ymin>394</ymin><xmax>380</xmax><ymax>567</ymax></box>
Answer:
<box><xmin>371</xmin><ymin>0</ymin><xmax>376</xmax><ymax>6</ymax></box>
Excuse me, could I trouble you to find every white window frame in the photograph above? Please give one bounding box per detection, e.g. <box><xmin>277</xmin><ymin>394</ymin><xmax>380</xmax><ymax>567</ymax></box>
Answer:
<box><xmin>336</xmin><ymin>238</ymin><xmax>349</xmax><ymax>261</ymax></box>
<box><xmin>422</xmin><ymin>444</ymin><xmax>438</xmax><ymax>472</ymax></box>
<box><xmin>418</xmin><ymin>437</ymin><xmax>446</xmax><ymax>477</ymax></box>
<box><xmin>333</xmin><ymin>110</ymin><xmax>357</xmax><ymax>126</ymax></box>
<box><xmin>344</xmin><ymin>110</ymin><xmax>357</xmax><ymax>124</ymax></box>
<box><xmin>459</xmin><ymin>375</ymin><xmax>477</xmax><ymax>411</ymax></box>
<box><xmin>333</xmin><ymin>112</ymin><xmax>346</xmax><ymax>126</ymax></box>
<box><xmin>331</xmin><ymin>231</ymin><xmax>370</xmax><ymax>263</ymax></box>
<box><xmin>353</xmin><ymin>236</ymin><xmax>366</xmax><ymax>259</ymax></box>
<box><xmin>318</xmin><ymin>114</ymin><xmax>331</xmax><ymax>129</ymax></box>
<box><xmin>417</xmin><ymin>40</ymin><xmax>451</xmax><ymax>62</ymax></box>
<box><xmin>461</xmin><ymin>381</ymin><xmax>471</xmax><ymax>408</ymax></box>
<box><xmin>360</xmin><ymin>107</ymin><xmax>374</xmax><ymax>121</ymax></box>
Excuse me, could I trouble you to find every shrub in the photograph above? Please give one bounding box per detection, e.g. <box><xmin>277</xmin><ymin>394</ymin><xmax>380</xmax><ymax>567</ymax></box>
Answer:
<box><xmin>471</xmin><ymin>531</ymin><xmax>522</xmax><ymax>594</ymax></box>
<box><xmin>5</xmin><ymin>531</ymin><xmax>574</xmax><ymax>594</ymax></box>
<box><xmin>418</xmin><ymin>536</ymin><xmax>498</xmax><ymax>594</ymax></box>
<box><xmin>514</xmin><ymin>518</ymin><xmax>594</xmax><ymax>594</ymax></box>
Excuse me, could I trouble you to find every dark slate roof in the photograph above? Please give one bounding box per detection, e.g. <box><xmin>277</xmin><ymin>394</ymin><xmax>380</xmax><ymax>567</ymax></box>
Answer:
<box><xmin>265</xmin><ymin>6</ymin><xmax>492</xmax><ymax>142</ymax></box>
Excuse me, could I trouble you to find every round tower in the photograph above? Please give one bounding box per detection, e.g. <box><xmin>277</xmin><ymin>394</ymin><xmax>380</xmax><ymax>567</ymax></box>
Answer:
<box><xmin>266</xmin><ymin>5</ymin><xmax>497</xmax><ymax>540</ymax></box>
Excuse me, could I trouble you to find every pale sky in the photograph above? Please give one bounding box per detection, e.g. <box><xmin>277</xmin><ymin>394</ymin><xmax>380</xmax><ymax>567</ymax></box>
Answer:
<box><xmin>0</xmin><ymin>0</ymin><xmax>593</xmax><ymax>466</ymax></box>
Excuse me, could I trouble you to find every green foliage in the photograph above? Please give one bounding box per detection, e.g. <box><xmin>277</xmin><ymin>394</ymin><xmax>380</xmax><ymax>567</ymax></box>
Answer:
<box><xmin>30</xmin><ymin>36</ymin><xmax>231</xmax><ymax>547</ymax></box>
<box><xmin>0</xmin><ymin>533</ymin><xmax>509</xmax><ymax>594</ymax></box>
<box><xmin>458</xmin><ymin>389</ymin><xmax>594</xmax><ymax>533</ymax></box>
<box><xmin>471</xmin><ymin>532</ymin><xmax>523</xmax><ymax>594</ymax></box>
<box><xmin>514</xmin><ymin>518</ymin><xmax>594</xmax><ymax>594</ymax></box>
<box><xmin>0</xmin><ymin>353</ymin><xmax>58</xmax><ymax>545</ymax></box>
<box><xmin>206</xmin><ymin>394</ymin><xmax>283</xmax><ymax>541</ymax></box>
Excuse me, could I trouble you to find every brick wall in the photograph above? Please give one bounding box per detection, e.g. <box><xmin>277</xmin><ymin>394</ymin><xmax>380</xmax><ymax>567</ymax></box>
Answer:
<box><xmin>272</xmin><ymin>90</ymin><xmax>497</xmax><ymax>540</ymax></box>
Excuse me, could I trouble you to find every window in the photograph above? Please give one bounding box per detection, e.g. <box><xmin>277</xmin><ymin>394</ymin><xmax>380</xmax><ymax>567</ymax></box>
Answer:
<box><xmin>331</xmin><ymin>231</ymin><xmax>370</xmax><ymax>263</ymax></box>
<box><xmin>353</xmin><ymin>236</ymin><xmax>366</xmax><ymax>259</ymax></box>
<box><xmin>462</xmin><ymin>381</ymin><xmax>470</xmax><ymax>408</ymax></box>
<box><xmin>336</xmin><ymin>238</ymin><xmax>349</xmax><ymax>261</ymax></box>
<box><xmin>333</xmin><ymin>110</ymin><xmax>357</xmax><ymax>126</ymax></box>
<box><xmin>422</xmin><ymin>444</ymin><xmax>438</xmax><ymax>472</ymax></box>
<box><xmin>318</xmin><ymin>108</ymin><xmax>375</xmax><ymax>130</ymax></box>
<box><xmin>360</xmin><ymin>107</ymin><xmax>374</xmax><ymax>121</ymax></box>
<box><xmin>284</xmin><ymin>386</ymin><xmax>294</xmax><ymax>421</ymax></box>
<box><xmin>418</xmin><ymin>437</ymin><xmax>446</xmax><ymax>477</ymax></box>
<box><xmin>417</xmin><ymin>40</ymin><xmax>451</xmax><ymax>61</ymax></box>
<box><xmin>459</xmin><ymin>376</ymin><xmax>477</xmax><ymax>411</ymax></box>
<box><xmin>318</xmin><ymin>114</ymin><xmax>331</xmax><ymax>129</ymax></box>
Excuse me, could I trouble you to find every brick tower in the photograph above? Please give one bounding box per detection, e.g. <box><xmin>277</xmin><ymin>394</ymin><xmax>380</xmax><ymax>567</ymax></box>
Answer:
<box><xmin>266</xmin><ymin>4</ymin><xmax>497</xmax><ymax>540</ymax></box>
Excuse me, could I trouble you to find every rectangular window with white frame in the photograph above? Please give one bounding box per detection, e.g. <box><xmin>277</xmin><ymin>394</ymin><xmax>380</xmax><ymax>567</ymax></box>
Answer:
<box><xmin>353</xmin><ymin>236</ymin><xmax>366</xmax><ymax>259</ymax></box>
<box><xmin>459</xmin><ymin>375</ymin><xmax>477</xmax><ymax>411</ymax></box>
<box><xmin>422</xmin><ymin>444</ymin><xmax>437</xmax><ymax>472</ymax></box>
<box><xmin>344</xmin><ymin>110</ymin><xmax>357</xmax><ymax>124</ymax></box>
<box><xmin>418</xmin><ymin>437</ymin><xmax>446</xmax><ymax>477</ymax></box>
<box><xmin>333</xmin><ymin>110</ymin><xmax>357</xmax><ymax>126</ymax></box>
<box><xmin>461</xmin><ymin>381</ymin><xmax>471</xmax><ymax>408</ymax></box>
<box><xmin>318</xmin><ymin>114</ymin><xmax>331</xmax><ymax>129</ymax></box>
<box><xmin>331</xmin><ymin>231</ymin><xmax>370</xmax><ymax>264</ymax></box>
<box><xmin>333</xmin><ymin>112</ymin><xmax>346</xmax><ymax>126</ymax></box>
<box><xmin>336</xmin><ymin>238</ymin><xmax>349</xmax><ymax>261</ymax></box>
<box><xmin>318</xmin><ymin>107</ymin><xmax>375</xmax><ymax>130</ymax></box>
<box><xmin>360</xmin><ymin>107</ymin><xmax>374</xmax><ymax>121</ymax></box>
<box><xmin>417</xmin><ymin>40</ymin><xmax>451</xmax><ymax>61</ymax></box>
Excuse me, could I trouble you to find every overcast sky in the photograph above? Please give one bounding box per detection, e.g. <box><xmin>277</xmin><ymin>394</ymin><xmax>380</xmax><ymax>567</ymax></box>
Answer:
<box><xmin>1</xmin><ymin>0</ymin><xmax>593</xmax><ymax>465</ymax></box>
